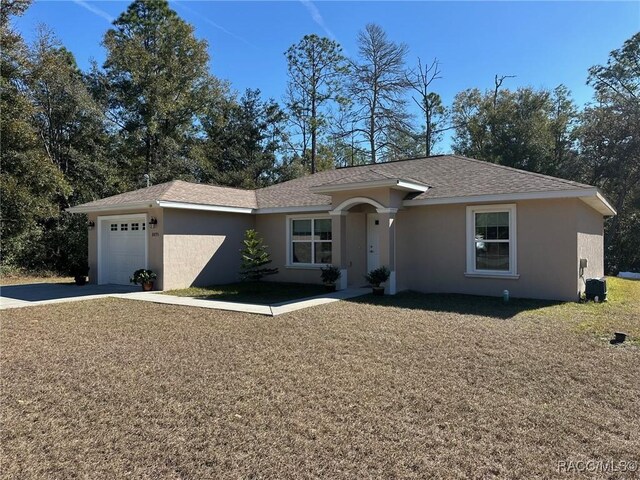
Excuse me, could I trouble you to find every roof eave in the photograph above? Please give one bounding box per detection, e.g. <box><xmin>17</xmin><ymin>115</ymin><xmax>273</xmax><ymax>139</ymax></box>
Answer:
<box><xmin>402</xmin><ymin>188</ymin><xmax>617</xmax><ymax>216</ymax></box>
<box><xmin>310</xmin><ymin>178</ymin><xmax>429</xmax><ymax>194</ymax></box>
<box><xmin>585</xmin><ymin>191</ymin><xmax>617</xmax><ymax>216</ymax></box>
<box><xmin>66</xmin><ymin>201</ymin><xmax>156</xmax><ymax>214</ymax></box>
<box><xmin>67</xmin><ymin>200</ymin><xmax>256</xmax><ymax>215</ymax></box>
<box><xmin>255</xmin><ymin>205</ymin><xmax>331</xmax><ymax>214</ymax></box>
<box><xmin>156</xmin><ymin>201</ymin><xmax>255</xmax><ymax>214</ymax></box>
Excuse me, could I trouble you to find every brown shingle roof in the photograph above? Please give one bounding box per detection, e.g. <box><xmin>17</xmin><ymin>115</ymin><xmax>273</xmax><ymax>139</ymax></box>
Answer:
<box><xmin>255</xmin><ymin>155</ymin><xmax>593</xmax><ymax>208</ymax></box>
<box><xmin>74</xmin><ymin>180</ymin><xmax>257</xmax><ymax>210</ymax></box>
<box><xmin>70</xmin><ymin>156</ymin><xmax>595</xmax><ymax>212</ymax></box>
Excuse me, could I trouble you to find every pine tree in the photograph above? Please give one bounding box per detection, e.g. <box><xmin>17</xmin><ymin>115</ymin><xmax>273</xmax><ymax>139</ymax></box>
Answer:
<box><xmin>239</xmin><ymin>229</ymin><xmax>279</xmax><ymax>281</ymax></box>
<box><xmin>285</xmin><ymin>34</ymin><xmax>349</xmax><ymax>173</ymax></box>
<box><xmin>101</xmin><ymin>0</ymin><xmax>215</xmax><ymax>185</ymax></box>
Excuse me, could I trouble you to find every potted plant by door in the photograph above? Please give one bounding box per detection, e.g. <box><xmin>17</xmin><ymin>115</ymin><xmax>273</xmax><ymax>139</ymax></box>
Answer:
<box><xmin>130</xmin><ymin>269</ymin><xmax>157</xmax><ymax>291</ymax></box>
<box><xmin>320</xmin><ymin>265</ymin><xmax>342</xmax><ymax>292</ymax></box>
<box><xmin>365</xmin><ymin>266</ymin><xmax>390</xmax><ymax>296</ymax></box>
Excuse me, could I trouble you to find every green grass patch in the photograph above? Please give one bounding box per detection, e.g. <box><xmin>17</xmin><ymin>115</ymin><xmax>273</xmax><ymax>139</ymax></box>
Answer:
<box><xmin>163</xmin><ymin>281</ymin><xmax>328</xmax><ymax>305</ymax></box>
<box><xmin>348</xmin><ymin>277</ymin><xmax>639</xmax><ymax>346</ymax></box>
<box><xmin>522</xmin><ymin>277</ymin><xmax>640</xmax><ymax>345</ymax></box>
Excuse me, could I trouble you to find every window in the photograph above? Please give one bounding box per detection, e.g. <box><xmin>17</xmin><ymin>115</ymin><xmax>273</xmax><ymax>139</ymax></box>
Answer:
<box><xmin>289</xmin><ymin>217</ymin><xmax>332</xmax><ymax>265</ymax></box>
<box><xmin>120</xmin><ymin>223</ymin><xmax>128</xmax><ymax>231</ymax></box>
<box><xmin>110</xmin><ymin>224</ymin><xmax>117</xmax><ymax>231</ymax></box>
<box><xmin>131</xmin><ymin>223</ymin><xmax>139</xmax><ymax>231</ymax></box>
<box><xmin>466</xmin><ymin>205</ymin><xmax>517</xmax><ymax>276</ymax></box>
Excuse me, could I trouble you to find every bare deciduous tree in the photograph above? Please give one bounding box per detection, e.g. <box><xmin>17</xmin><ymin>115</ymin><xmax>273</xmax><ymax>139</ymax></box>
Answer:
<box><xmin>406</xmin><ymin>57</ymin><xmax>447</xmax><ymax>156</ymax></box>
<box><xmin>493</xmin><ymin>74</ymin><xmax>516</xmax><ymax>107</ymax></box>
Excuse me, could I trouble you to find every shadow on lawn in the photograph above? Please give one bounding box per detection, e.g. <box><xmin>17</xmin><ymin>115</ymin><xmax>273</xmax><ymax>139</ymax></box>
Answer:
<box><xmin>344</xmin><ymin>291</ymin><xmax>561</xmax><ymax>320</ymax></box>
<box><xmin>166</xmin><ymin>281</ymin><xmax>329</xmax><ymax>306</ymax></box>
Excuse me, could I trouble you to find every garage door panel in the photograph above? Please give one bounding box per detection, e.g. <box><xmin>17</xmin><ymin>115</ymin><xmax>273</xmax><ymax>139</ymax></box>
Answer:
<box><xmin>100</xmin><ymin>217</ymin><xmax>147</xmax><ymax>285</ymax></box>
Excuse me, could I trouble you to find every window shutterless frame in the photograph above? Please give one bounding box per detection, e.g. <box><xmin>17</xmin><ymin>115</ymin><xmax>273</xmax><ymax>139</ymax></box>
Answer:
<box><xmin>465</xmin><ymin>204</ymin><xmax>518</xmax><ymax>278</ymax></box>
<box><xmin>286</xmin><ymin>214</ymin><xmax>332</xmax><ymax>267</ymax></box>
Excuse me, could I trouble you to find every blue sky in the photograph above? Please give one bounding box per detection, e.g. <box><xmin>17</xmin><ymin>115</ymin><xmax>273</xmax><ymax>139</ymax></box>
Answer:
<box><xmin>14</xmin><ymin>1</ymin><xmax>640</xmax><ymax>151</ymax></box>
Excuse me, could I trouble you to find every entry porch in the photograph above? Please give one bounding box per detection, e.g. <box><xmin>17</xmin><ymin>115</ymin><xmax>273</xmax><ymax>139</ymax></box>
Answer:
<box><xmin>312</xmin><ymin>177</ymin><xmax>430</xmax><ymax>294</ymax></box>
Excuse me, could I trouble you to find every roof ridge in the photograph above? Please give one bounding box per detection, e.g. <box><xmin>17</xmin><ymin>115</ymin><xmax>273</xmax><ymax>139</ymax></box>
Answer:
<box><xmin>162</xmin><ymin>180</ymin><xmax>186</xmax><ymax>197</ymax></box>
<box><xmin>450</xmin><ymin>155</ymin><xmax>592</xmax><ymax>189</ymax></box>
<box><xmin>170</xmin><ymin>179</ymin><xmax>256</xmax><ymax>193</ymax></box>
<box><xmin>335</xmin><ymin>154</ymin><xmax>451</xmax><ymax>170</ymax></box>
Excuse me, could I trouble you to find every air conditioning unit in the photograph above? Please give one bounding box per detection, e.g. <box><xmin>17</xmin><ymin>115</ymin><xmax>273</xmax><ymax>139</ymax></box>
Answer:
<box><xmin>585</xmin><ymin>278</ymin><xmax>607</xmax><ymax>302</ymax></box>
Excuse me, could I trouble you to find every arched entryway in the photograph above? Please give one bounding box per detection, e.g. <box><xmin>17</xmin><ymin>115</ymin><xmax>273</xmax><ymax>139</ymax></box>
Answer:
<box><xmin>329</xmin><ymin>197</ymin><xmax>398</xmax><ymax>294</ymax></box>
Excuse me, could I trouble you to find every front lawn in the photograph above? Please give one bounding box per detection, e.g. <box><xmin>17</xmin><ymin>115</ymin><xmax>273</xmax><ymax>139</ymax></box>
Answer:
<box><xmin>0</xmin><ymin>273</ymin><xmax>73</xmax><ymax>286</ymax></box>
<box><xmin>351</xmin><ymin>276</ymin><xmax>640</xmax><ymax>346</ymax></box>
<box><xmin>1</xmin><ymin>278</ymin><xmax>638</xmax><ymax>478</ymax></box>
<box><xmin>164</xmin><ymin>281</ymin><xmax>328</xmax><ymax>305</ymax></box>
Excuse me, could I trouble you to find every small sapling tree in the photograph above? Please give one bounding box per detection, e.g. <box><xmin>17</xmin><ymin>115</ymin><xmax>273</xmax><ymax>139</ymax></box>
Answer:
<box><xmin>239</xmin><ymin>229</ymin><xmax>279</xmax><ymax>281</ymax></box>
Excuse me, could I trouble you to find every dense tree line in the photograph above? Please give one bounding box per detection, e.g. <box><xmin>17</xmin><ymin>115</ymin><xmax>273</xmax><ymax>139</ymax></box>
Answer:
<box><xmin>1</xmin><ymin>0</ymin><xmax>638</xmax><ymax>274</ymax></box>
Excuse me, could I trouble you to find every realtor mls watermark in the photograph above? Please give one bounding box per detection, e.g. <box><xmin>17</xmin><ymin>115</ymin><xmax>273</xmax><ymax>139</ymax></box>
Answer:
<box><xmin>557</xmin><ymin>459</ymin><xmax>638</xmax><ymax>474</ymax></box>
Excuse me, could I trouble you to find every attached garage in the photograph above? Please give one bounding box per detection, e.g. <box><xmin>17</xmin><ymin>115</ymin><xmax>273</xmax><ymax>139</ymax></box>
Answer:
<box><xmin>97</xmin><ymin>214</ymin><xmax>148</xmax><ymax>285</ymax></box>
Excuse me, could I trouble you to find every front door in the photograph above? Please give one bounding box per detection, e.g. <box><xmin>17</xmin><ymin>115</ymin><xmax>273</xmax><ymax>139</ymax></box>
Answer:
<box><xmin>367</xmin><ymin>214</ymin><xmax>380</xmax><ymax>273</ymax></box>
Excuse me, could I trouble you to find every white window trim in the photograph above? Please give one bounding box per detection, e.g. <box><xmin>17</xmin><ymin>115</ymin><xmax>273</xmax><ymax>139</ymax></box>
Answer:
<box><xmin>465</xmin><ymin>204</ymin><xmax>518</xmax><ymax>278</ymax></box>
<box><xmin>286</xmin><ymin>214</ymin><xmax>333</xmax><ymax>268</ymax></box>
<box><xmin>97</xmin><ymin>213</ymin><xmax>148</xmax><ymax>285</ymax></box>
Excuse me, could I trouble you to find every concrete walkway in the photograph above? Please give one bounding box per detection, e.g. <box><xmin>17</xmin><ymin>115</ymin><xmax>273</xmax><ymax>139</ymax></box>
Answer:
<box><xmin>112</xmin><ymin>288</ymin><xmax>371</xmax><ymax>316</ymax></box>
<box><xmin>1</xmin><ymin>282</ymin><xmax>370</xmax><ymax>316</ymax></box>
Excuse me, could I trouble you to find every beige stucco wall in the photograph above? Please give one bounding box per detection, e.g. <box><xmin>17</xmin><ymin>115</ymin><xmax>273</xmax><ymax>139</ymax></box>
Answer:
<box><xmin>87</xmin><ymin>213</ymin><xmax>98</xmax><ymax>282</ymax></box>
<box><xmin>85</xmin><ymin>194</ymin><xmax>605</xmax><ymax>300</ymax></box>
<box><xmin>161</xmin><ymin>209</ymin><xmax>255</xmax><ymax>290</ymax></box>
<box><xmin>87</xmin><ymin>208</ymin><xmax>164</xmax><ymax>287</ymax></box>
<box><xmin>576</xmin><ymin>200</ymin><xmax>604</xmax><ymax>294</ymax></box>
<box><xmin>331</xmin><ymin>187</ymin><xmax>406</xmax><ymax>210</ymax></box>
<box><xmin>395</xmin><ymin>199</ymin><xmax>600</xmax><ymax>301</ymax></box>
<box><xmin>254</xmin><ymin>197</ymin><xmax>605</xmax><ymax>299</ymax></box>
<box><xmin>255</xmin><ymin>211</ymin><xmax>368</xmax><ymax>287</ymax></box>
<box><xmin>255</xmin><ymin>213</ymin><xmax>321</xmax><ymax>284</ymax></box>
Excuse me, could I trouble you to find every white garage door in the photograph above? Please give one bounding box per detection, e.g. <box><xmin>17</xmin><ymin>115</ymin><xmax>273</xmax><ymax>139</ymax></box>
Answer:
<box><xmin>100</xmin><ymin>217</ymin><xmax>147</xmax><ymax>285</ymax></box>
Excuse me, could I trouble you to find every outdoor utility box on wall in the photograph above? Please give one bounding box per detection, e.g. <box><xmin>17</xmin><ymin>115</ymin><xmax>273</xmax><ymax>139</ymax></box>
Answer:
<box><xmin>585</xmin><ymin>278</ymin><xmax>607</xmax><ymax>302</ymax></box>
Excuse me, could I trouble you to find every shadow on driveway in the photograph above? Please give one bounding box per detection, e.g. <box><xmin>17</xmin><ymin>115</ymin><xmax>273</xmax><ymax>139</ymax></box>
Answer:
<box><xmin>0</xmin><ymin>283</ymin><xmax>139</xmax><ymax>309</ymax></box>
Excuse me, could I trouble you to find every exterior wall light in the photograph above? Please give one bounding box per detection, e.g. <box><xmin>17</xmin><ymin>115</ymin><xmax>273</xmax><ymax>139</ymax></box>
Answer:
<box><xmin>87</xmin><ymin>221</ymin><xmax>95</xmax><ymax>230</ymax></box>
<box><xmin>149</xmin><ymin>217</ymin><xmax>158</xmax><ymax>229</ymax></box>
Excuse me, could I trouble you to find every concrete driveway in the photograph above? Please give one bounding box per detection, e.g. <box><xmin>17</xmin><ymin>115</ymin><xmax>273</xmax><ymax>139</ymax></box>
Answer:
<box><xmin>0</xmin><ymin>283</ymin><xmax>139</xmax><ymax>310</ymax></box>
<box><xmin>0</xmin><ymin>282</ymin><xmax>371</xmax><ymax>316</ymax></box>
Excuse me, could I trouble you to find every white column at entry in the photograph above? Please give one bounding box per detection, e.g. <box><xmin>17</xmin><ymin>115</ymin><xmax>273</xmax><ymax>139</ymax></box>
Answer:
<box><xmin>376</xmin><ymin>208</ymin><xmax>397</xmax><ymax>294</ymax></box>
<box><xmin>330</xmin><ymin>211</ymin><xmax>348</xmax><ymax>290</ymax></box>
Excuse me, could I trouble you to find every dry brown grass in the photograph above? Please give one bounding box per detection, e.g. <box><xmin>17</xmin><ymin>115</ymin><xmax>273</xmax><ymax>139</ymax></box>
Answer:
<box><xmin>0</xmin><ymin>274</ymin><xmax>73</xmax><ymax>286</ymax></box>
<box><xmin>1</xmin><ymin>286</ymin><xmax>639</xmax><ymax>479</ymax></box>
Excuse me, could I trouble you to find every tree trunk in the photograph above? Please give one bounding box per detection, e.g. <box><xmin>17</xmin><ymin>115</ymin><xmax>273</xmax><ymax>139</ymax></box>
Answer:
<box><xmin>369</xmin><ymin>116</ymin><xmax>376</xmax><ymax>164</ymax></box>
<box><xmin>311</xmin><ymin>96</ymin><xmax>317</xmax><ymax>174</ymax></box>
<box><xmin>369</xmin><ymin>98</ymin><xmax>376</xmax><ymax>164</ymax></box>
<box><xmin>145</xmin><ymin>134</ymin><xmax>151</xmax><ymax>178</ymax></box>
<box><xmin>425</xmin><ymin>106</ymin><xmax>432</xmax><ymax>157</ymax></box>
